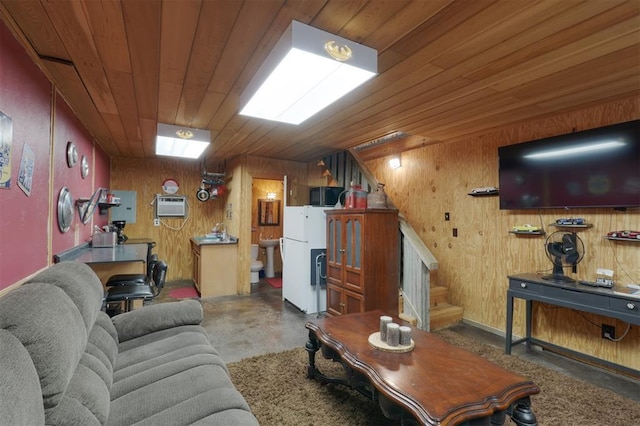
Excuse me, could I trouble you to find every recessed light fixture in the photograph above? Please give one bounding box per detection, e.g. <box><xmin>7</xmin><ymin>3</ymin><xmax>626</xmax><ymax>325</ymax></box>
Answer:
<box><xmin>156</xmin><ymin>123</ymin><xmax>210</xmax><ymax>159</ymax></box>
<box><xmin>239</xmin><ymin>20</ymin><xmax>377</xmax><ymax>125</ymax></box>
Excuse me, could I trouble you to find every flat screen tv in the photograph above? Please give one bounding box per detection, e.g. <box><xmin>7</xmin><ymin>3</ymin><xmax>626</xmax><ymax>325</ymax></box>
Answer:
<box><xmin>498</xmin><ymin>120</ymin><xmax>640</xmax><ymax>210</ymax></box>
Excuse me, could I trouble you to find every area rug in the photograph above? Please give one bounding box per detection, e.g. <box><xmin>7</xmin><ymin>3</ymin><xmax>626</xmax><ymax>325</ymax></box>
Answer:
<box><xmin>265</xmin><ymin>277</ymin><xmax>282</xmax><ymax>289</ymax></box>
<box><xmin>167</xmin><ymin>286</ymin><xmax>199</xmax><ymax>299</ymax></box>
<box><xmin>227</xmin><ymin>329</ymin><xmax>640</xmax><ymax>425</ymax></box>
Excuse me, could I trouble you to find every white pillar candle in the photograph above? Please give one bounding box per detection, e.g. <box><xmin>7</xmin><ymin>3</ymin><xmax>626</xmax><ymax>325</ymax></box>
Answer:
<box><xmin>399</xmin><ymin>326</ymin><xmax>412</xmax><ymax>346</ymax></box>
<box><xmin>386</xmin><ymin>323</ymin><xmax>400</xmax><ymax>346</ymax></box>
<box><xmin>380</xmin><ymin>316</ymin><xmax>392</xmax><ymax>341</ymax></box>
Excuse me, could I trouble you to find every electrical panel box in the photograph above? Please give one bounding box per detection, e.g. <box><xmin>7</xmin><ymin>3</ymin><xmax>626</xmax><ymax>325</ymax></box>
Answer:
<box><xmin>110</xmin><ymin>190</ymin><xmax>137</xmax><ymax>223</ymax></box>
<box><xmin>156</xmin><ymin>195</ymin><xmax>187</xmax><ymax>217</ymax></box>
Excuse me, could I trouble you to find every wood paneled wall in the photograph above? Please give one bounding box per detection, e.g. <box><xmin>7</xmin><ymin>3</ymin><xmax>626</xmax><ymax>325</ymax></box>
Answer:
<box><xmin>112</xmin><ymin>155</ymin><xmax>311</xmax><ymax>294</ymax></box>
<box><xmin>110</xmin><ymin>157</ymin><xmax>226</xmax><ymax>282</ymax></box>
<box><xmin>366</xmin><ymin>97</ymin><xmax>639</xmax><ymax>371</ymax></box>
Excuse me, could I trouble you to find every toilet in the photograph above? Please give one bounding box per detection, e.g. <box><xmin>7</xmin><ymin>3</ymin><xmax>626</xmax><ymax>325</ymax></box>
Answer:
<box><xmin>250</xmin><ymin>244</ymin><xmax>264</xmax><ymax>284</ymax></box>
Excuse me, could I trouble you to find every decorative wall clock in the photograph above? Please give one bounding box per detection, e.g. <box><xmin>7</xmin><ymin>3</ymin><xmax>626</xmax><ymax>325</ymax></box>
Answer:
<box><xmin>57</xmin><ymin>187</ymin><xmax>74</xmax><ymax>233</ymax></box>
<box><xmin>66</xmin><ymin>141</ymin><xmax>78</xmax><ymax>168</ymax></box>
<box><xmin>81</xmin><ymin>155</ymin><xmax>89</xmax><ymax>179</ymax></box>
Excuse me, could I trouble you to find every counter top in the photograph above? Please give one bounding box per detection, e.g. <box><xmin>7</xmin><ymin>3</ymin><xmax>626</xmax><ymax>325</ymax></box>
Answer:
<box><xmin>54</xmin><ymin>243</ymin><xmax>148</xmax><ymax>264</ymax></box>
<box><xmin>191</xmin><ymin>235</ymin><xmax>238</xmax><ymax>246</ymax></box>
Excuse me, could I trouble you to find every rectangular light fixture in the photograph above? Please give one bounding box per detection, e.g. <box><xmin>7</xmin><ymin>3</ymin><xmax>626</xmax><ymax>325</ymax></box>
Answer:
<box><xmin>239</xmin><ymin>20</ymin><xmax>377</xmax><ymax>125</ymax></box>
<box><xmin>156</xmin><ymin>123</ymin><xmax>210</xmax><ymax>159</ymax></box>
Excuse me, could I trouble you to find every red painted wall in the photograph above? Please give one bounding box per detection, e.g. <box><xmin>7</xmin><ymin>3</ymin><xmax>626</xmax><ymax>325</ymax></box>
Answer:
<box><xmin>0</xmin><ymin>21</ymin><xmax>110</xmax><ymax>290</ymax></box>
<box><xmin>51</xmin><ymin>94</ymin><xmax>110</xmax><ymax>255</ymax></box>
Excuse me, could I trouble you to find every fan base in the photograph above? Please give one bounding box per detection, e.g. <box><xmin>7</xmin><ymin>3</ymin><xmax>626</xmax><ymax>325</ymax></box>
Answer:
<box><xmin>542</xmin><ymin>274</ymin><xmax>576</xmax><ymax>283</ymax></box>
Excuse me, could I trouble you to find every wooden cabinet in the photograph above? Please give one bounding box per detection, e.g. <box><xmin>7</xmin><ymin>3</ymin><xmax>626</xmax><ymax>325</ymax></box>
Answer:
<box><xmin>190</xmin><ymin>239</ymin><xmax>238</xmax><ymax>298</ymax></box>
<box><xmin>325</xmin><ymin>209</ymin><xmax>399</xmax><ymax>316</ymax></box>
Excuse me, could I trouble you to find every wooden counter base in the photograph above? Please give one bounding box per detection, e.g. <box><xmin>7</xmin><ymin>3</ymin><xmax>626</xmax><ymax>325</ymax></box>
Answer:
<box><xmin>191</xmin><ymin>240</ymin><xmax>238</xmax><ymax>298</ymax></box>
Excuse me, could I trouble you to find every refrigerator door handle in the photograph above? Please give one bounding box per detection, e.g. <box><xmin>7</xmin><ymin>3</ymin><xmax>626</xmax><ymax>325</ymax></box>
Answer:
<box><xmin>279</xmin><ymin>237</ymin><xmax>285</xmax><ymax>262</ymax></box>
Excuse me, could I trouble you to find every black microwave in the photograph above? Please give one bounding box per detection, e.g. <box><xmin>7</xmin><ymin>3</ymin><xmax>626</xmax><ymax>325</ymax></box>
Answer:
<box><xmin>309</xmin><ymin>186</ymin><xmax>343</xmax><ymax>206</ymax></box>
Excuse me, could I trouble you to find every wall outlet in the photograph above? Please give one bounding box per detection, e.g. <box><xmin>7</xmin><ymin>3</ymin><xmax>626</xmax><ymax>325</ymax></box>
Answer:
<box><xmin>602</xmin><ymin>324</ymin><xmax>615</xmax><ymax>339</ymax></box>
<box><xmin>153</xmin><ymin>218</ymin><xmax>160</xmax><ymax>227</ymax></box>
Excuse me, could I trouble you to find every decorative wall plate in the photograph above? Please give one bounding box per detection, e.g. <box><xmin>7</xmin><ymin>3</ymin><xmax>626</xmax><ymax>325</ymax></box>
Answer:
<box><xmin>66</xmin><ymin>141</ymin><xmax>78</xmax><ymax>167</ymax></box>
<box><xmin>57</xmin><ymin>187</ymin><xmax>74</xmax><ymax>233</ymax></box>
<box><xmin>162</xmin><ymin>178</ymin><xmax>179</xmax><ymax>194</ymax></box>
<box><xmin>81</xmin><ymin>155</ymin><xmax>89</xmax><ymax>179</ymax></box>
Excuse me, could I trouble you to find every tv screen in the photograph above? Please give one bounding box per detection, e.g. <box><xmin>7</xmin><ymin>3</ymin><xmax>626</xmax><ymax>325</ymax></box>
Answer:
<box><xmin>498</xmin><ymin>120</ymin><xmax>640</xmax><ymax>210</ymax></box>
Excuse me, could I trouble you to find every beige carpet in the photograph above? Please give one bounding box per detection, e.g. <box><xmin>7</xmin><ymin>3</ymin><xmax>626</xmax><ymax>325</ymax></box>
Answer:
<box><xmin>228</xmin><ymin>329</ymin><xmax>640</xmax><ymax>425</ymax></box>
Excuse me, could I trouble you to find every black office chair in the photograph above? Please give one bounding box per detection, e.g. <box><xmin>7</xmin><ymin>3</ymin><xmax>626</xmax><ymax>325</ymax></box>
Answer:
<box><xmin>104</xmin><ymin>260</ymin><xmax>167</xmax><ymax>314</ymax></box>
<box><xmin>105</xmin><ymin>253</ymin><xmax>158</xmax><ymax>286</ymax></box>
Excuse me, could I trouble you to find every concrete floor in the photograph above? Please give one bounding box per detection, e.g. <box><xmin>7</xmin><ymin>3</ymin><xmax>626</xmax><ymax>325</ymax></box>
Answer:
<box><xmin>157</xmin><ymin>278</ymin><xmax>640</xmax><ymax>403</ymax></box>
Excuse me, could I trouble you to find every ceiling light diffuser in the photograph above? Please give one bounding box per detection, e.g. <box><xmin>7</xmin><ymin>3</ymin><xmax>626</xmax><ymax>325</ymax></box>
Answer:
<box><xmin>239</xmin><ymin>20</ymin><xmax>377</xmax><ymax>125</ymax></box>
<box><xmin>156</xmin><ymin>123</ymin><xmax>210</xmax><ymax>159</ymax></box>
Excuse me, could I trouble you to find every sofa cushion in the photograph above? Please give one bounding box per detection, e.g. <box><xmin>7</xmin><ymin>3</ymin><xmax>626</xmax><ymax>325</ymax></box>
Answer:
<box><xmin>24</xmin><ymin>261</ymin><xmax>104</xmax><ymax>331</ymax></box>
<box><xmin>45</xmin><ymin>356</ymin><xmax>111</xmax><ymax>425</ymax></box>
<box><xmin>113</xmin><ymin>327</ymin><xmax>226</xmax><ymax>397</ymax></box>
<box><xmin>0</xmin><ymin>282</ymin><xmax>87</xmax><ymax>409</ymax></box>
<box><xmin>108</xmin><ymin>364</ymin><xmax>258</xmax><ymax>426</ymax></box>
<box><xmin>0</xmin><ymin>330</ymin><xmax>45</xmax><ymax>425</ymax></box>
<box><xmin>111</xmin><ymin>299</ymin><xmax>203</xmax><ymax>342</ymax></box>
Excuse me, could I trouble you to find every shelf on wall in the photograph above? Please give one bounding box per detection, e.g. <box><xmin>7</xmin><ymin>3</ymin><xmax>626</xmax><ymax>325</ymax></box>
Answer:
<box><xmin>468</xmin><ymin>191</ymin><xmax>499</xmax><ymax>197</ymax></box>
<box><xmin>509</xmin><ymin>231</ymin><xmax>546</xmax><ymax>236</ymax></box>
<box><xmin>98</xmin><ymin>202</ymin><xmax>120</xmax><ymax>215</ymax></box>
<box><xmin>549</xmin><ymin>223</ymin><xmax>593</xmax><ymax>229</ymax></box>
<box><xmin>605</xmin><ymin>236</ymin><xmax>640</xmax><ymax>243</ymax></box>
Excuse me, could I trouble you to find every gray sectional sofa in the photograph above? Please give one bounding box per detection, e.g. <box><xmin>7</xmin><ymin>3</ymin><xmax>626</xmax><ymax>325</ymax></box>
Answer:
<box><xmin>0</xmin><ymin>261</ymin><xmax>259</xmax><ymax>425</ymax></box>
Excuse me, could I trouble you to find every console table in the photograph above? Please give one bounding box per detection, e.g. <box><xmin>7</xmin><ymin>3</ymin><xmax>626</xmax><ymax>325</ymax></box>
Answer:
<box><xmin>506</xmin><ymin>273</ymin><xmax>640</xmax><ymax>372</ymax></box>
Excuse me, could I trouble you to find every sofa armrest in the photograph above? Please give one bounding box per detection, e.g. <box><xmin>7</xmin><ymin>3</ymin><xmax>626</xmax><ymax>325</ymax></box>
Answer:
<box><xmin>111</xmin><ymin>300</ymin><xmax>203</xmax><ymax>342</ymax></box>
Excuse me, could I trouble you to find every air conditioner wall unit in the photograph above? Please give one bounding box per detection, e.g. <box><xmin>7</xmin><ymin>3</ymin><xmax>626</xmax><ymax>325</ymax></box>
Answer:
<box><xmin>156</xmin><ymin>195</ymin><xmax>187</xmax><ymax>217</ymax></box>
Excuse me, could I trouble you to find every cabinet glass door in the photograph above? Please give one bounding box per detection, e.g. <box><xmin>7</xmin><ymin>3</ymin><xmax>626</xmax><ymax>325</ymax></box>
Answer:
<box><xmin>326</xmin><ymin>216</ymin><xmax>342</xmax><ymax>285</ymax></box>
<box><xmin>344</xmin><ymin>216</ymin><xmax>363</xmax><ymax>293</ymax></box>
<box><xmin>345</xmin><ymin>217</ymin><xmax>361</xmax><ymax>269</ymax></box>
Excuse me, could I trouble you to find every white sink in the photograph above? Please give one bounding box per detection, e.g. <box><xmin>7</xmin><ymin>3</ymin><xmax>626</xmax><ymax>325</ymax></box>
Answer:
<box><xmin>258</xmin><ymin>239</ymin><xmax>279</xmax><ymax>248</ymax></box>
<box><xmin>258</xmin><ymin>239</ymin><xmax>279</xmax><ymax>278</ymax></box>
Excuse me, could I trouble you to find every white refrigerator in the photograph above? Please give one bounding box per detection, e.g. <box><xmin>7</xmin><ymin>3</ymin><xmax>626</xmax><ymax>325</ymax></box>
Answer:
<box><xmin>280</xmin><ymin>205</ymin><xmax>327</xmax><ymax>314</ymax></box>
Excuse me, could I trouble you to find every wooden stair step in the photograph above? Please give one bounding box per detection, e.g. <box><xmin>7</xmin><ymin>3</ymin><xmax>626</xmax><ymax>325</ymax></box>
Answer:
<box><xmin>399</xmin><ymin>312</ymin><xmax>417</xmax><ymax>326</ymax></box>
<box><xmin>430</xmin><ymin>303</ymin><xmax>464</xmax><ymax>330</ymax></box>
<box><xmin>430</xmin><ymin>285</ymin><xmax>449</xmax><ymax>307</ymax></box>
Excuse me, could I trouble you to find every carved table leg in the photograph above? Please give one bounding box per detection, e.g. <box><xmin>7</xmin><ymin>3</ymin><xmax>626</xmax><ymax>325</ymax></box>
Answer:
<box><xmin>508</xmin><ymin>397</ymin><xmax>537</xmax><ymax>426</ymax></box>
<box><xmin>305</xmin><ymin>330</ymin><xmax>320</xmax><ymax>379</ymax></box>
<box><xmin>490</xmin><ymin>410</ymin><xmax>506</xmax><ymax>425</ymax></box>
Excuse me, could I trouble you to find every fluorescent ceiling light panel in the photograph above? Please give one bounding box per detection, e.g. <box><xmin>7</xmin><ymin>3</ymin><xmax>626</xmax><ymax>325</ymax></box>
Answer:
<box><xmin>239</xmin><ymin>20</ymin><xmax>377</xmax><ymax>125</ymax></box>
<box><xmin>156</xmin><ymin>123</ymin><xmax>210</xmax><ymax>159</ymax></box>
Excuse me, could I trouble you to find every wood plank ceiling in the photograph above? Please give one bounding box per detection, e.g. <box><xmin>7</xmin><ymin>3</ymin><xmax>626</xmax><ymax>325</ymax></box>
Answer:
<box><xmin>1</xmin><ymin>0</ymin><xmax>638</xmax><ymax>165</ymax></box>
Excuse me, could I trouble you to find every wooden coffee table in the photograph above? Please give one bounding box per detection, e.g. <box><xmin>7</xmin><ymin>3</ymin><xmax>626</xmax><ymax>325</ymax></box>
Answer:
<box><xmin>305</xmin><ymin>311</ymin><xmax>539</xmax><ymax>425</ymax></box>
